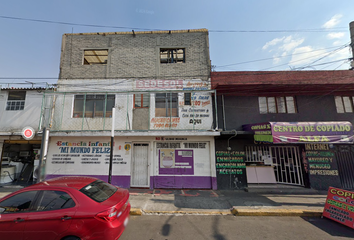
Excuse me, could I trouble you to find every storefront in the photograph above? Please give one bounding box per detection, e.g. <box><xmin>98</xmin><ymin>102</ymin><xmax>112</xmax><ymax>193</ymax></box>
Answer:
<box><xmin>0</xmin><ymin>139</ymin><xmax>41</xmax><ymax>184</ymax></box>
<box><xmin>242</xmin><ymin>121</ymin><xmax>354</xmax><ymax>190</ymax></box>
<box><xmin>45</xmin><ymin>136</ymin><xmax>217</xmax><ymax>189</ymax></box>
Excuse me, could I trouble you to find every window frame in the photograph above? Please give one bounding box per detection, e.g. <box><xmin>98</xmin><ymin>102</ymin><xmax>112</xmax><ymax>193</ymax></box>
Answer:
<box><xmin>134</xmin><ymin>93</ymin><xmax>150</xmax><ymax>108</ymax></box>
<box><xmin>83</xmin><ymin>49</ymin><xmax>108</xmax><ymax>65</ymax></box>
<box><xmin>35</xmin><ymin>190</ymin><xmax>76</xmax><ymax>211</ymax></box>
<box><xmin>184</xmin><ymin>93</ymin><xmax>191</xmax><ymax>106</ymax></box>
<box><xmin>0</xmin><ymin>191</ymin><xmax>38</xmax><ymax>213</ymax></box>
<box><xmin>259</xmin><ymin>96</ymin><xmax>297</xmax><ymax>114</ymax></box>
<box><xmin>160</xmin><ymin>48</ymin><xmax>185</xmax><ymax>64</ymax></box>
<box><xmin>6</xmin><ymin>91</ymin><xmax>26</xmax><ymax>111</ymax></box>
<box><xmin>73</xmin><ymin>94</ymin><xmax>115</xmax><ymax>118</ymax></box>
<box><xmin>335</xmin><ymin>96</ymin><xmax>354</xmax><ymax>113</ymax></box>
<box><xmin>155</xmin><ymin>93</ymin><xmax>179</xmax><ymax>117</ymax></box>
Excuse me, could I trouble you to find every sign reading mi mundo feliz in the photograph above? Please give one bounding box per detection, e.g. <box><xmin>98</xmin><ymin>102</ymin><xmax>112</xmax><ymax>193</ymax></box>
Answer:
<box><xmin>242</xmin><ymin>122</ymin><xmax>353</xmax><ymax>144</ymax></box>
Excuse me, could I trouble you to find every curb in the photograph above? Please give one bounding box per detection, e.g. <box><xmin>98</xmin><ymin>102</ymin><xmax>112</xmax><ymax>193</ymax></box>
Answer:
<box><xmin>143</xmin><ymin>210</ymin><xmax>232</xmax><ymax>215</ymax></box>
<box><xmin>130</xmin><ymin>208</ymin><xmax>143</xmax><ymax>215</ymax></box>
<box><xmin>231</xmin><ymin>208</ymin><xmax>323</xmax><ymax>217</ymax></box>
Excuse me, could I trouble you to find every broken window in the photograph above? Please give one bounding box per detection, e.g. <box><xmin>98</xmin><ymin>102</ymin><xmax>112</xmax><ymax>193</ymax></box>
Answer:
<box><xmin>160</xmin><ymin>48</ymin><xmax>185</xmax><ymax>63</ymax></box>
<box><xmin>83</xmin><ymin>49</ymin><xmax>108</xmax><ymax>65</ymax></box>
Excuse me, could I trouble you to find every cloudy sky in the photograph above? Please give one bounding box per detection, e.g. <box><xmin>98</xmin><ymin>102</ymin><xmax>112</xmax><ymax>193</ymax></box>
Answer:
<box><xmin>0</xmin><ymin>0</ymin><xmax>353</xmax><ymax>86</ymax></box>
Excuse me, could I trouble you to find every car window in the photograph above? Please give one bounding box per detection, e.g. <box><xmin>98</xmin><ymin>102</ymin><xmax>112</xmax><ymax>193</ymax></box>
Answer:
<box><xmin>80</xmin><ymin>180</ymin><xmax>117</xmax><ymax>203</ymax></box>
<box><xmin>0</xmin><ymin>191</ymin><xmax>38</xmax><ymax>213</ymax></box>
<box><xmin>36</xmin><ymin>191</ymin><xmax>75</xmax><ymax>211</ymax></box>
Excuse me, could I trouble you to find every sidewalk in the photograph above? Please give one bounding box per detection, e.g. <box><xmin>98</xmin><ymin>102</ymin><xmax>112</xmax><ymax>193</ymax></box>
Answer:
<box><xmin>0</xmin><ymin>184</ymin><xmax>328</xmax><ymax>217</ymax></box>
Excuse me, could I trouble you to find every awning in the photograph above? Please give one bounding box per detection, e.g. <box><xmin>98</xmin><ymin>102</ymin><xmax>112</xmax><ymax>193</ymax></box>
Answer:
<box><xmin>242</xmin><ymin>122</ymin><xmax>353</xmax><ymax>144</ymax></box>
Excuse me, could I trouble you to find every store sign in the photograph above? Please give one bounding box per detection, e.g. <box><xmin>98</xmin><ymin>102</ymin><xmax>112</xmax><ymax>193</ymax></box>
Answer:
<box><xmin>22</xmin><ymin>126</ymin><xmax>35</xmax><ymax>140</ymax></box>
<box><xmin>323</xmin><ymin>187</ymin><xmax>354</xmax><ymax>229</ymax></box>
<box><xmin>242</xmin><ymin>122</ymin><xmax>353</xmax><ymax>144</ymax></box>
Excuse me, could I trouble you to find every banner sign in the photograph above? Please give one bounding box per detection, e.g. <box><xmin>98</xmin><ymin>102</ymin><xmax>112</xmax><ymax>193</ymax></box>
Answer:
<box><xmin>242</xmin><ymin>122</ymin><xmax>353</xmax><ymax>144</ymax></box>
<box><xmin>323</xmin><ymin>187</ymin><xmax>354</xmax><ymax>229</ymax></box>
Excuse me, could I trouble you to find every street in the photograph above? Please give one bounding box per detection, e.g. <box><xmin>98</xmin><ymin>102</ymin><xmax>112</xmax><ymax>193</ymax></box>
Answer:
<box><xmin>120</xmin><ymin>215</ymin><xmax>354</xmax><ymax>240</ymax></box>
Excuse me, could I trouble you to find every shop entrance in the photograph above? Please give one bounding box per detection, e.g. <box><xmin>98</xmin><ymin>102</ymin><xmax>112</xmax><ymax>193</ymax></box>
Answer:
<box><xmin>131</xmin><ymin>143</ymin><xmax>149</xmax><ymax>187</ymax></box>
<box><xmin>245</xmin><ymin>145</ymin><xmax>304</xmax><ymax>186</ymax></box>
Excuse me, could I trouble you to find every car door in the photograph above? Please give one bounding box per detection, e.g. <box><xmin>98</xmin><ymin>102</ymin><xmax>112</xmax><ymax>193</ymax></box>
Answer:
<box><xmin>23</xmin><ymin>190</ymin><xmax>76</xmax><ymax>240</ymax></box>
<box><xmin>0</xmin><ymin>190</ymin><xmax>38</xmax><ymax>240</ymax></box>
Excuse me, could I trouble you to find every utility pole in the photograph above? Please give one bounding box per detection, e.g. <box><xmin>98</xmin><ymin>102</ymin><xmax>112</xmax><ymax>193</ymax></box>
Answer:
<box><xmin>108</xmin><ymin>107</ymin><xmax>115</xmax><ymax>184</ymax></box>
<box><xmin>350</xmin><ymin>21</ymin><xmax>354</xmax><ymax>70</ymax></box>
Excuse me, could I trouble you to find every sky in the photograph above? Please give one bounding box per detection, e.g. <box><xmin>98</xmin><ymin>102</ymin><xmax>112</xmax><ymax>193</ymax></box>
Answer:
<box><xmin>0</xmin><ymin>0</ymin><xmax>353</xmax><ymax>87</ymax></box>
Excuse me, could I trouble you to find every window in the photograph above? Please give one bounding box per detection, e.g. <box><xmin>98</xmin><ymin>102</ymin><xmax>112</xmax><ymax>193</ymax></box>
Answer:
<box><xmin>6</xmin><ymin>91</ymin><xmax>26</xmax><ymax>111</ymax></box>
<box><xmin>155</xmin><ymin>93</ymin><xmax>178</xmax><ymax>117</ymax></box>
<box><xmin>73</xmin><ymin>94</ymin><xmax>115</xmax><ymax>118</ymax></box>
<box><xmin>36</xmin><ymin>191</ymin><xmax>75</xmax><ymax>211</ymax></box>
<box><xmin>80</xmin><ymin>180</ymin><xmax>117</xmax><ymax>203</ymax></box>
<box><xmin>160</xmin><ymin>48</ymin><xmax>185</xmax><ymax>63</ymax></box>
<box><xmin>259</xmin><ymin>96</ymin><xmax>296</xmax><ymax>114</ymax></box>
<box><xmin>134</xmin><ymin>93</ymin><xmax>150</xmax><ymax>108</ymax></box>
<box><xmin>0</xmin><ymin>191</ymin><xmax>37</xmax><ymax>213</ymax></box>
<box><xmin>184</xmin><ymin>93</ymin><xmax>191</xmax><ymax>105</ymax></box>
<box><xmin>83</xmin><ymin>49</ymin><xmax>108</xmax><ymax>65</ymax></box>
<box><xmin>335</xmin><ymin>96</ymin><xmax>354</xmax><ymax>113</ymax></box>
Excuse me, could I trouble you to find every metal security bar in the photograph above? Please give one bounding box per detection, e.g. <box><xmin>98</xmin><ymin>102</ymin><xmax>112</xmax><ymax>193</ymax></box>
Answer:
<box><xmin>245</xmin><ymin>145</ymin><xmax>304</xmax><ymax>186</ymax></box>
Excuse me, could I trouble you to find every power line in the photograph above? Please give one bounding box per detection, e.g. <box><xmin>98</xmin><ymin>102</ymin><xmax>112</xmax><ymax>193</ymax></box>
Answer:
<box><xmin>214</xmin><ymin>44</ymin><xmax>349</xmax><ymax>69</ymax></box>
<box><xmin>0</xmin><ymin>15</ymin><xmax>349</xmax><ymax>33</ymax></box>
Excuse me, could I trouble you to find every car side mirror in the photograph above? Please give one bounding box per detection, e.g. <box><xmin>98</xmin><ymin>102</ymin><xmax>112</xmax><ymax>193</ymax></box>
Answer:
<box><xmin>0</xmin><ymin>207</ymin><xmax>5</xmax><ymax>213</ymax></box>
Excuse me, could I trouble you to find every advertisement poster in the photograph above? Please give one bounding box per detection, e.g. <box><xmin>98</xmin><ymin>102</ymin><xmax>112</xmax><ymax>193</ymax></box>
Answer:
<box><xmin>323</xmin><ymin>187</ymin><xmax>354</xmax><ymax>229</ymax></box>
<box><xmin>159</xmin><ymin>149</ymin><xmax>194</xmax><ymax>175</ymax></box>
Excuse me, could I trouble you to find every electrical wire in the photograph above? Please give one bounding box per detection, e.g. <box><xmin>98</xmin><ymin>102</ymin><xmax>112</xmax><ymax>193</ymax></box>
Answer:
<box><xmin>0</xmin><ymin>15</ymin><xmax>348</xmax><ymax>33</ymax></box>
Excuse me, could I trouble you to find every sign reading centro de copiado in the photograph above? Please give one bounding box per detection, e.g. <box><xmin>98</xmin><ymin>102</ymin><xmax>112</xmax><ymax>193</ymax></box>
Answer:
<box><xmin>242</xmin><ymin>122</ymin><xmax>353</xmax><ymax>144</ymax></box>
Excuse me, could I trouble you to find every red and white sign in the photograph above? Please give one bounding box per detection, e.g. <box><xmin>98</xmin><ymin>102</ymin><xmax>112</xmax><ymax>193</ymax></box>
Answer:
<box><xmin>22</xmin><ymin>127</ymin><xmax>35</xmax><ymax>140</ymax></box>
<box><xmin>136</xmin><ymin>80</ymin><xmax>183</xmax><ymax>89</ymax></box>
<box><xmin>323</xmin><ymin>187</ymin><xmax>354</xmax><ymax>229</ymax></box>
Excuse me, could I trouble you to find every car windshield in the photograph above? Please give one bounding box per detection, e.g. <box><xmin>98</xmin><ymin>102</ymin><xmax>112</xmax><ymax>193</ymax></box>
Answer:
<box><xmin>80</xmin><ymin>180</ymin><xmax>117</xmax><ymax>203</ymax></box>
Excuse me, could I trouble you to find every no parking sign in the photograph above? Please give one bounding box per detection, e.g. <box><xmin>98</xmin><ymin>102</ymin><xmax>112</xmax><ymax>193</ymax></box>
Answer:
<box><xmin>22</xmin><ymin>126</ymin><xmax>35</xmax><ymax>140</ymax></box>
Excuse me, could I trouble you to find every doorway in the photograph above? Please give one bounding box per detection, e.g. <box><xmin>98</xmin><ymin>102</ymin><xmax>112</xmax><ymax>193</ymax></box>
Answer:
<box><xmin>131</xmin><ymin>143</ymin><xmax>149</xmax><ymax>187</ymax></box>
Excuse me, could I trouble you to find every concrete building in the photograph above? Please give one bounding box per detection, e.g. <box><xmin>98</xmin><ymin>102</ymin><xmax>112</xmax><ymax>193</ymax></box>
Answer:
<box><xmin>0</xmin><ymin>85</ymin><xmax>50</xmax><ymax>184</ymax></box>
<box><xmin>43</xmin><ymin>29</ymin><xmax>220</xmax><ymax>189</ymax></box>
<box><xmin>211</xmin><ymin>70</ymin><xmax>354</xmax><ymax>190</ymax></box>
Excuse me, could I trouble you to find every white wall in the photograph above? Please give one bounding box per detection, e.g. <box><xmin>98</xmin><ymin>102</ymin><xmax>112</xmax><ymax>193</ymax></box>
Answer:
<box><xmin>0</xmin><ymin>90</ymin><xmax>43</xmax><ymax>132</ymax></box>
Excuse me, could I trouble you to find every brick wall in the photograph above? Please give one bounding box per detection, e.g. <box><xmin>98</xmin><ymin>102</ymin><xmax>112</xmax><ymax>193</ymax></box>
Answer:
<box><xmin>59</xmin><ymin>30</ymin><xmax>211</xmax><ymax>81</ymax></box>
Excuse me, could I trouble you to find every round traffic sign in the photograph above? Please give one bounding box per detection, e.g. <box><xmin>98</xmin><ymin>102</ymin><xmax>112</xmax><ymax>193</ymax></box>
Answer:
<box><xmin>22</xmin><ymin>127</ymin><xmax>35</xmax><ymax>140</ymax></box>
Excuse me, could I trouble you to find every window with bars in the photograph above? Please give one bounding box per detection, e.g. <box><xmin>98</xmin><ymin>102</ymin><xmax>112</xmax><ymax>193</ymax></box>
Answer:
<box><xmin>6</xmin><ymin>91</ymin><xmax>26</xmax><ymax>111</ymax></box>
<box><xmin>259</xmin><ymin>96</ymin><xmax>296</xmax><ymax>114</ymax></box>
<box><xmin>73</xmin><ymin>94</ymin><xmax>115</xmax><ymax>118</ymax></box>
<box><xmin>83</xmin><ymin>49</ymin><xmax>108</xmax><ymax>65</ymax></box>
<box><xmin>155</xmin><ymin>93</ymin><xmax>178</xmax><ymax>117</ymax></box>
<box><xmin>335</xmin><ymin>96</ymin><xmax>354</xmax><ymax>113</ymax></box>
<box><xmin>160</xmin><ymin>48</ymin><xmax>185</xmax><ymax>63</ymax></box>
<box><xmin>134</xmin><ymin>93</ymin><xmax>150</xmax><ymax>108</ymax></box>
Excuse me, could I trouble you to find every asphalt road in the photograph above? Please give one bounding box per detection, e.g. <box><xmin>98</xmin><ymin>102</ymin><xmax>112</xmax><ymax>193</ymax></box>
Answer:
<box><xmin>120</xmin><ymin>215</ymin><xmax>354</xmax><ymax>240</ymax></box>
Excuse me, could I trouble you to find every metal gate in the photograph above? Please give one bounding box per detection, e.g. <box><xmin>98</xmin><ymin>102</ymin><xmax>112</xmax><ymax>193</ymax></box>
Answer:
<box><xmin>245</xmin><ymin>145</ymin><xmax>304</xmax><ymax>186</ymax></box>
<box><xmin>335</xmin><ymin>145</ymin><xmax>354</xmax><ymax>190</ymax></box>
<box><xmin>270</xmin><ymin>146</ymin><xmax>304</xmax><ymax>186</ymax></box>
<box><xmin>131</xmin><ymin>143</ymin><xmax>149</xmax><ymax>187</ymax></box>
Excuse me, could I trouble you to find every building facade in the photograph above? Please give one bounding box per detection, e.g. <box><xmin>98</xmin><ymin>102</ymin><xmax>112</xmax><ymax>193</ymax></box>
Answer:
<box><xmin>42</xmin><ymin>29</ymin><xmax>220</xmax><ymax>189</ymax></box>
<box><xmin>0</xmin><ymin>85</ymin><xmax>50</xmax><ymax>184</ymax></box>
<box><xmin>212</xmin><ymin>70</ymin><xmax>354</xmax><ymax>190</ymax></box>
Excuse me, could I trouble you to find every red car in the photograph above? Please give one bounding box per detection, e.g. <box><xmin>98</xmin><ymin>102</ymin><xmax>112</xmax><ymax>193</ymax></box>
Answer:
<box><xmin>0</xmin><ymin>176</ymin><xmax>130</xmax><ymax>240</ymax></box>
